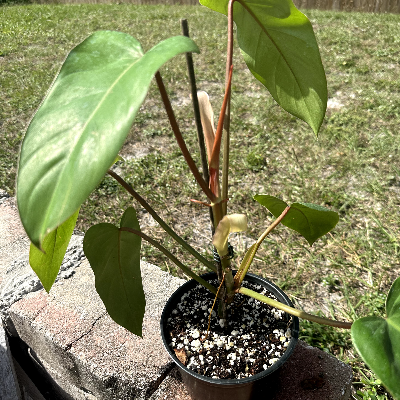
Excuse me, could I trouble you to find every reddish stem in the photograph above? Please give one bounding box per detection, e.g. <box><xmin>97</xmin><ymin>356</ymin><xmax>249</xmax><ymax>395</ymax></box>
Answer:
<box><xmin>226</xmin><ymin>0</ymin><xmax>235</xmax><ymax>87</ymax></box>
<box><xmin>210</xmin><ymin>66</ymin><xmax>233</xmax><ymax>167</ymax></box>
<box><xmin>208</xmin><ymin>66</ymin><xmax>233</xmax><ymax>198</ymax></box>
<box><xmin>155</xmin><ymin>72</ymin><xmax>217</xmax><ymax>203</ymax></box>
<box><xmin>221</xmin><ymin>0</ymin><xmax>236</xmax><ymax>215</ymax></box>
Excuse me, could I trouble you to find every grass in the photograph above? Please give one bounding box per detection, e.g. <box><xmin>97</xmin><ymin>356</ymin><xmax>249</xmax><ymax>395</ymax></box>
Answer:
<box><xmin>1</xmin><ymin>3</ymin><xmax>400</xmax><ymax>398</ymax></box>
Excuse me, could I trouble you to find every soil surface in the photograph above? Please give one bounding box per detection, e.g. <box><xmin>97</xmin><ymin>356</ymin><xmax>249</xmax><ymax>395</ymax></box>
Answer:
<box><xmin>166</xmin><ymin>279</ymin><xmax>295</xmax><ymax>380</ymax></box>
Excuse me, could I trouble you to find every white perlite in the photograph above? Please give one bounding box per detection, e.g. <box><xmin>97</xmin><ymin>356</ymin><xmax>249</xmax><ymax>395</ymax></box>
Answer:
<box><xmin>168</xmin><ymin>280</ymin><xmax>293</xmax><ymax>379</ymax></box>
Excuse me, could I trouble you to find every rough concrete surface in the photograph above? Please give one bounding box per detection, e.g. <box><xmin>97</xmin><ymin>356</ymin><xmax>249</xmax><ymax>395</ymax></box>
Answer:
<box><xmin>7</xmin><ymin>259</ymin><xmax>185</xmax><ymax>400</ymax></box>
<box><xmin>0</xmin><ymin>195</ymin><xmax>85</xmax><ymax>335</ymax></box>
<box><xmin>0</xmin><ymin>234</ymin><xmax>85</xmax><ymax>336</ymax></box>
<box><xmin>0</xmin><ymin>196</ymin><xmax>30</xmax><ymax>284</ymax></box>
<box><xmin>270</xmin><ymin>340</ymin><xmax>353</xmax><ymax>400</ymax></box>
<box><xmin>149</xmin><ymin>367</ymin><xmax>190</xmax><ymax>400</ymax></box>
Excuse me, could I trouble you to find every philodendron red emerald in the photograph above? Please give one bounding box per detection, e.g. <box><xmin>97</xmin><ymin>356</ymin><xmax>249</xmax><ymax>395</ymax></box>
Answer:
<box><xmin>17</xmin><ymin>0</ymin><xmax>400</xmax><ymax>397</ymax></box>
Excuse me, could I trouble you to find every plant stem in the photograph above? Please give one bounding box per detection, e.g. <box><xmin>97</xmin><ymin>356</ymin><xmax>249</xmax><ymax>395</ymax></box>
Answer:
<box><xmin>155</xmin><ymin>71</ymin><xmax>216</xmax><ymax>203</ymax></box>
<box><xmin>120</xmin><ymin>227</ymin><xmax>219</xmax><ymax>296</ymax></box>
<box><xmin>212</xmin><ymin>203</ymin><xmax>228</xmax><ymax>282</ymax></box>
<box><xmin>213</xmin><ymin>0</ymin><xmax>236</xmax><ymax>314</ymax></box>
<box><xmin>181</xmin><ymin>19</ymin><xmax>230</xmax><ymax>299</ymax></box>
<box><xmin>181</xmin><ymin>19</ymin><xmax>210</xmax><ymax>191</ymax></box>
<box><xmin>239</xmin><ymin>287</ymin><xmax>353</xmax><ymax>329</ymax></box>
<box><xmin>208</xmin><ymin>66</ymin><xmax>233</xmax><ymax>203</ymax></box>
<box><xmin>107</xmin><ymin>170</ymin><xmax>216</xmax><ymax>273</ymax></box>
<box><xmin>221</xmin><ymin>0</ymin><xmax>235</xmax><ymax>216</ymax></box>
<box><xmin>206</xmin><ymin>273</ymin><xmax>226</xmax><ymax>339</ymax></box>
<box><xmin>181</xmin><ymin>19</ymin><xmax>215</xmax><ymax>231</ymax></box>
<box><xmin>221</xmin><ymin>257</ymin><xmax>234</xmax><ymax>292</ymax></box>
<box><xmin>226</xmin><ymin>0</ymin><xmax>235</xmax><ymax>84</ymax></box>
<box><xmin>235</xmin><ymin>206</ymin><xmax>291</xmax><ymax>286</ymax></box>
<box><xmin>222</xmin><ymin>104</ymin><xmax>230</xmax><ymax>217</ymax></box>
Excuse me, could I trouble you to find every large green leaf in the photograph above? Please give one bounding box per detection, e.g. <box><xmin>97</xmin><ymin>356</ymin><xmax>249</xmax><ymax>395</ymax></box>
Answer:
<box><xmin>29</xmin><ymin>208</ymin><xmax>79</xmax><ymax>292</ymax></box>
<box><xmin>83</xmin><ymin>207</ymin><xmax>145</xmax><ymax>337</ymax></box>
<box><xmin>352</xmin><ymin>277</ymin><xmax>400</xmax><ymax>399</ymax></box>
<box><xmin>254</xmin><ymin>194</ymin><xmax>339</xmax><ymax>245</ymax></box>
<box><xmin>17</xmin><ymin>31</ymin><xmax>199</xmax><ymax>249</ymax></box>
<box><xmin>200</xmin><ymin>0</ymin><xmax>327</xmax><ymax>134</ymax></box>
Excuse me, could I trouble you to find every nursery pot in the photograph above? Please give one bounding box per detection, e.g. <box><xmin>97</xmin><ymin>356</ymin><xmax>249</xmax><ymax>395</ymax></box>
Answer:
<box><xmin>160</xmin><ymin>272</ymin><xmax>299</xmax><ymax>400</ymax></box>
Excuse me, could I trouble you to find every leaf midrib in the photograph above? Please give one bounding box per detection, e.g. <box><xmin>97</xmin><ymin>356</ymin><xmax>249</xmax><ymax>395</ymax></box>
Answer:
<box><xmin>237</xmin><ymin>0</ymin><xmax>307</xmax><ymax>100</ymax></box>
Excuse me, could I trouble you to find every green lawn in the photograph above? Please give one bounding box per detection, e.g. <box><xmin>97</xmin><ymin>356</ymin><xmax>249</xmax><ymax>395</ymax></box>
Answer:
<box><xmin>1</xmin><ymin>4</ymin><xmax>399</xmax><ymax>398</ymax></box>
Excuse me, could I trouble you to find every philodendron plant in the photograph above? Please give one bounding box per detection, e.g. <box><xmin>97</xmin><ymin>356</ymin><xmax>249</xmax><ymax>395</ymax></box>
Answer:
<box><xmin>16</xmin><ymin>0</ymin><xmax>399</xmax><ymax>397</ymax></box>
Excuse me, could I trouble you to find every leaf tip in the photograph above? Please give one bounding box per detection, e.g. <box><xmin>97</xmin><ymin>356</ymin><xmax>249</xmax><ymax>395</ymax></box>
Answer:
<box><xmin>42</xmin><ymin>284</ymin><xmax>52</xmax><ymax>294</ymax></box>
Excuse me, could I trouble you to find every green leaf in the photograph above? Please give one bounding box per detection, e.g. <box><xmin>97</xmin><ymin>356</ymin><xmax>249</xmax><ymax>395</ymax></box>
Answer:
<box><xmin>200</xmin><ymin>0</ymin><xmax>327</xmax><ymax>134</ymax></box>
<box><xmin>387</xmin><ymin>276</ymin><xmax>400</xmax><ymax>317</ymax></box>
<box><xmin>29</xmin><ymin>209</ymin><xmax>79</xmax><ymax>292</ymax></box>
<box><xmin>254</xmin><ymin>195</ymin><xmax>288</xmax><ymax>219</ymax></box>
<box><xmin>83</xmin><ymin>207</ymin><xmax>145</xmax><ymax>337</ymax></box>
<box><xmin>254</xmin><ymin>194</ymin><xmax>339</xmax><ymax>245</ymax></box>
<box><xmin>352</xmin><ymin>277</ymin><xmax>400</xmax><ymax>399</ymax></box>
<box><xmin>112</xmin><ymin>154</ymin><xmax>125</xmax><ymax>166</ymax></box>
<box><xmin>17</xmin><ymin>31</ymin><xmax>199</xmax><ymax>249</ymax></box>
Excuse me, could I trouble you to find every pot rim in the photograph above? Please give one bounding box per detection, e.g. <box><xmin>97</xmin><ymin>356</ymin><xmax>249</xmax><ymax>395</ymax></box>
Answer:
<box><xmin>160</xmin><ymin>272</ymin><xmax>299</xmax><ymax>386</ymax></box>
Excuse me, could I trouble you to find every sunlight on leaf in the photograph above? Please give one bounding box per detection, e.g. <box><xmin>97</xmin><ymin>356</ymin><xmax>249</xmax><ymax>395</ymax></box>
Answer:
<box><xmin>200</xmin><ymin>0</ymin><xmax>327</xmax><ymax>134</ymax></box>
<box><xmin>17</xmin><ymin>31</ymin><xmax>199</xmax><ymax>249</ymax></box>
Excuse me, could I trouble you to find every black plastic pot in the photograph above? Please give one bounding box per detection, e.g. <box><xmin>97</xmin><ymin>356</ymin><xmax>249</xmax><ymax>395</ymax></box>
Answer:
<box><xmin>160</xmin><ymin>272</ymin><xmax>299</xmax><ymax>400</ymax></box>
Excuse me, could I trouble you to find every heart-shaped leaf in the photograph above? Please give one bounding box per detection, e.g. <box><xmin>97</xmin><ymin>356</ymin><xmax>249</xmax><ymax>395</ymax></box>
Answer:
<box><xmin>200</xmin><ymin>0</ymin><xmax>327</xmax><ymax>134</ymax></box>
<box><xmin>254</xmin><ymin>194</ymin><xmax>339</xmax><ymax>245</ymax></box>
<box><xmin>17</xmin><ymin>31</ymin><xmax>199</xmax><ymax>249</ymax></box>
<box><xmin>29</xmin><ymin>208</ymin><xmax>79</xmax><ymax>292</ymax></box>
<box><xmin>352</xmin><ymin>277</ymin><xmax>400</xmax><ymax>399</ymax></box>
<box><xmin>83</xmin><ymin>207</ymin><xmax>145</xmax><ymax>337</ymax></box>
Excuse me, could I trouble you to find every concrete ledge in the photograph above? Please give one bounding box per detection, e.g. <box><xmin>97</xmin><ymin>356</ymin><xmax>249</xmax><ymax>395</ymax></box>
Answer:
<box><xmin>7</xmin><ymin>260</ymin><xmax>184</xmax><ymax>399</ymax></box>
<box><xmin>271</xmin><ymin>340</ymin><xmax>352</xmax><ymax>400</ymax></box>
<box><xmin>0</xmin><ymin>197</ymin><xmax>30</xmax><ymax>286</ymax></box>
<box><xmin>0</xmin><ymin>196</ymin><xmax>353</xmax><ymax>399</ymax></box>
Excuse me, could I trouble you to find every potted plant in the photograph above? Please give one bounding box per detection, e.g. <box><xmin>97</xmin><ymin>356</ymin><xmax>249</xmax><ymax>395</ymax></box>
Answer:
<box><xmin>15</xmin><ymin>0</ymin><xmax>400</xmax><ymax>398</ymax></box>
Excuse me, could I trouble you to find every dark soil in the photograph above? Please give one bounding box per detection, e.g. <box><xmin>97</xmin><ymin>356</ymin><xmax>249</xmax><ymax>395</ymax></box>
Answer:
<box><xmin>166</xmin><ymin>280</ymin><xmax>294</xmax><ymax>380</ymax></box>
